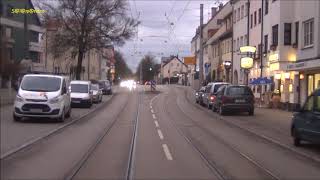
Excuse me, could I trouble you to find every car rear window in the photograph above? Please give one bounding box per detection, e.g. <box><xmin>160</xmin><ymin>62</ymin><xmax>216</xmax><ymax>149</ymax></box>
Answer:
<box><xmin>71</xmin><ymin>84</ymin><xmax>88</xmax><ymax>93</ymax></box>
<box><xmin>213</xmin><ymin>84</ymin><xmax>226</xmax><ymax>93</ymax></box>
<box><xmin>226</xmin><ymin>86</ymin><xmax>253</xmax><ymax>96</ymax></box>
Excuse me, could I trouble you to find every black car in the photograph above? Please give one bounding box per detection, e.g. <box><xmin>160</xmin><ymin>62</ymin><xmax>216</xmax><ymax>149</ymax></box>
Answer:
<box><xmin>99</xmin><ymin>80</ymin><xmax>112</xmax><ymax>95</ymax></box>
<box><xmin>195</xmin><ymin>86</ymin><xmax>206</xmax><ymax>105</ymax></box>
<box><xmin>291</xmin><ymin>88</ymin><xmax>320</xmax><ymax>146</ymax></box>
<box><xmin>213</xmin><ymin>85</ymin><xmax>254</xmax><ymax>115</ymax></box>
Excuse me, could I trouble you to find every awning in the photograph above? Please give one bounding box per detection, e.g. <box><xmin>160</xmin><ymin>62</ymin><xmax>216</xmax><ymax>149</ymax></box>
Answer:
<box><xmin>249</xmin><ymin>77</ymin><xmax>273</xmax><ymax>85</ymax></box>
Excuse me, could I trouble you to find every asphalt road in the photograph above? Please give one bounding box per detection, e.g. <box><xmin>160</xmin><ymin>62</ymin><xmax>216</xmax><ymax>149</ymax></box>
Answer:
<box><xmin>1</xmin><ymin>85</ymin><xmax>320</xmax><ymax>179</ymax></box>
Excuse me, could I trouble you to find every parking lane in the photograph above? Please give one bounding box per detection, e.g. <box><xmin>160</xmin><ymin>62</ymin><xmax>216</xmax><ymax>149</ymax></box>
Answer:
<box><xmin>0</xmin><ymin>90</ymin><xmax>115</xmax><ymax>157</ymax></box>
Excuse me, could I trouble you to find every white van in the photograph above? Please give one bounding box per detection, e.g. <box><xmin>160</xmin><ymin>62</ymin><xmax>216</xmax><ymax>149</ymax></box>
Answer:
<box><xmin>13</xmin><ymin>74</ymin><xmax>71</xmax><ymax>122</ymax></box>
<box><xmin>70</xmin><ymin>81</ymin><xmax>93</xmax><ymax>107</ymax></box>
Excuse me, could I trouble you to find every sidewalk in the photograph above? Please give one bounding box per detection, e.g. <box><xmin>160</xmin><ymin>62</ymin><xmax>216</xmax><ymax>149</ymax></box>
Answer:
<box><xmin>0</xmin><ymin>88</ymin><xmax>16</xmax><ymax>106</ymax></box>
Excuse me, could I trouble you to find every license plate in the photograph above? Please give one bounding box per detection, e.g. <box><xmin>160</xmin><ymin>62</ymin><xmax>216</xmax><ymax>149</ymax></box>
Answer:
<box><xmin>235</xmin><ymin>99</ymin><xmax>245</xmax><ymax>103</ymax></box>
<box><xmin>73</xmin><ymin>101</ymin><xmax>81</xmax><ymax>103</ymax></box>
<box><xmin>30</xmin><ymin>108</ymin><xmax>42</xmax><ymax>113</ymax></box>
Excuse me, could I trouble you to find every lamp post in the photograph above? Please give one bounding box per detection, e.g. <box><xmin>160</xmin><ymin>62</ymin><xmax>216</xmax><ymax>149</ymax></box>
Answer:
<box><xmin>223</xmin><ymin>61</ymin><xmax>232</xmax><ymax>83</ymax></box>
<box><xmin>239</xmin><ymin>46</ymin><xmax>256</xmax><ymax>85</ymax></box>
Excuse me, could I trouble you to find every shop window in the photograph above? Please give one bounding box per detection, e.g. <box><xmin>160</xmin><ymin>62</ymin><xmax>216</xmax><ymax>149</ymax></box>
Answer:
<box><xmin>315</xmin><ymin>74</ymin><xmax>320</xmax><ymax>89</ymax></box>
<box><xmin>308</xmin><ymin>75</ymin><xmax>314</xmax><ymax>95</ymax></box>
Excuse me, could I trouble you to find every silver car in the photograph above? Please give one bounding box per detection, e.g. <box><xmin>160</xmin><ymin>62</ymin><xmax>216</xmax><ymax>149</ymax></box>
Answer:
<box><xmin>91</xmin><ymin>84</ymin><xmax>103</xmax><ymax>103</ymax></box>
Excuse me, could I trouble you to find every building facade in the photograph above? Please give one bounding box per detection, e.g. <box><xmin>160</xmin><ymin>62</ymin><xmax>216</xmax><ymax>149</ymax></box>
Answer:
<box><xmin>1</xmin><ymin>0</ymin><xmax>45</xmax><ymax>87</ymax></box>
<box><xmin>162</xmin><ymin>57</ymin><xmax>188</xmax><ymax>84</ymax></box>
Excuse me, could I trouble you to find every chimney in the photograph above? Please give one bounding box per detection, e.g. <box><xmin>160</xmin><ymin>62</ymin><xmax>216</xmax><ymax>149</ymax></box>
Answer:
<box><xmin>219</xmin><ymin>3</ymin><xmax>223</xmax><ymax>11</ymax></box>
<box><xmin>211</xmin><ymin>7</ymin><xmax>217</xmax><ymax>18</ymax></box>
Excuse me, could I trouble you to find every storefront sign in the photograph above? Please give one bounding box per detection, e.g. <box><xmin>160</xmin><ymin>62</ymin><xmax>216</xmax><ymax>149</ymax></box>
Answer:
<box><xmin>240</xmin><ymin>46</ymin><xmax>256</xmax><ymax>53</ymax></box>
<box><xmin>287</xmin><ymin>59</ymin><xmax>320</xmax><ymax>71</ymax></box>
<box><xmin>184</xmin><ymin>56</ymin><xmax>196</xmax><ymax>65</ymax></box>
<box><xmin>240</xmin><ymin>57</ymin><xmax>253</xmax><ymax>69</ymax></box>
<box><xmin>269</xmin><ymin>53</ymin><xmax>279</xmax><ymax>62</ymax></box>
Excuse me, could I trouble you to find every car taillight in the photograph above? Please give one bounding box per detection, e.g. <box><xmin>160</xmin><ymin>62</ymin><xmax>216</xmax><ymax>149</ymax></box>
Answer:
<box><xmin>221</xmin><ymin>96</ymin><xmax>233</xmax><ymax>103</ymax></box>
<box><xmin>210</xmin><ymin>95</ymin><xmax>215</xmax><ymax>101</ymax></box>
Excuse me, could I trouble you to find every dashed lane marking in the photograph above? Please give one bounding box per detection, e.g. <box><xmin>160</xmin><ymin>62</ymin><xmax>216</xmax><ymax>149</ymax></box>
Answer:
<box><xmin>152</xmin><ymin>114</ymin><xmax>156</xmax><ymax>119</ymax></box>
<box><xmin>151</xmin><ymin>109</ymin><xmax>154</xmax><ymax>113</ymax></box>
<box><xmin>162</xmin><ymin>144</ymin><xmax>173</xmax><ymax>160</ymax></box>
<box><xmin>157</xmin><ymin>129</ymin><xmax>164</xmax><ymax>140</ymax></box>
<box><xmin>154</xmin><ymin>120</ymin><xmax>159</xmax><ymax>127</ymax></box>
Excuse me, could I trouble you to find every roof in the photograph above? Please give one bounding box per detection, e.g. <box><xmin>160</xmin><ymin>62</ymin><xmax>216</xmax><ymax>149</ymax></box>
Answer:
<box><xmin>70</xmin><ymin>81</ymin><xmax>91</xmax><ymax>84</ymax></box>
<box><xmin>162</xmin><ymin>56</ymin><xmax>188</xmax><ymax>68</ymax></box>
<box><xmin>24</xmin><ymin>74</ymin><xmax>64</xmax><ymax>79</ymax></box>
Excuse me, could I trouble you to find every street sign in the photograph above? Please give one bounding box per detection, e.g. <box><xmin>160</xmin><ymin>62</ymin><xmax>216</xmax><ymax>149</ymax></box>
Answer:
<box><xmin>184</xmin><ymin>56</ymin><xmax>196</xmax><ymax>65</ymax></box>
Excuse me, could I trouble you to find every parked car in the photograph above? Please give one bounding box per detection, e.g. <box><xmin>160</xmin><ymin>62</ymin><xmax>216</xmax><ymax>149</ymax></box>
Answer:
<box><xmin>202</xmin><ymin>82</ymin><xmax>230</xmax><ymax>109</ymax></box>
<box><xmin>91</xmin><ymin>84</ymin><xmax>103</xmax><ymax>103</ymax></box>
<box><xmin>291</xmin><ymin>88</ymin><xmax>320</xmax><ymax>146</ymax></box>
<box><xmin>13</xmin><ymin>74</ymin><xmax>71</xmax><ymax>122</ymax></box>
<box><xmin>213</xmin><ymin>85</ymin><xmax>254</xmax><ymax>115</ymax></box>
<box><xmin>195</xmin><ymin>86</ymin><xmax>206</xmax><ymax>104</ymax></box>
<box><xmin>70</xmin><ymin>81</ymin><xmax>93</xmax><ymax>108</ymax></box>
<box><xmin>99</xmin><ymin>80</ymin><xmax>112</xmax><ymax>95</ymax></box>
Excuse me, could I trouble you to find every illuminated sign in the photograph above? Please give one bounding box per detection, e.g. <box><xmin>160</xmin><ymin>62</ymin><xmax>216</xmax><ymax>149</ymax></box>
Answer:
<box><xmin>270</xmin><ymin>62</ymin><xmax>280</xmax><ymax>71</ymax></box>
<box><xmin>269</xmin><ymin>53</ymin><xmax>279</xmax><ymax>62</ymax></box>
<box><xmin>240</xmin><ymin>57</ymin><xmax>253</xmax><ymax>69</ymax></box>
<box><xmin>240</xmin><ymin>46</ymin><xmax>256</xmax><ymax>53</ymax></box>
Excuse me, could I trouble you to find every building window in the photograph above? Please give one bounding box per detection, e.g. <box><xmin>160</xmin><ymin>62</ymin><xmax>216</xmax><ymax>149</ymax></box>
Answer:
<box><xmin>303</xmin><ymin>18</ymin><xmax>314</xmax><ymax>47</ymax></box>
<box><xmin>250</xmin><ymin>14</ymin><xmax>253</xmax><ymax>28</ymax></box>
<box><xmin>30</xmin><ymin>31</ymin><xmax>40</xmax><ymax>43</ymax></box>
<box><xmin>264</xmin><ymin>35</ymin><xmax>268</xmax><ymax>53</ymax></box>
<box><xmin>245</xmin><ymin>3</ymin><xmax>249</xmax><ymax>17</ymax></box>
<box><xmin>237</xmin><ymin>8</ymin><xmax>240</xmax><ymax>21</ymax></box>
<box><xmin>233</xmin><ymin>10</ymin><xmax>236</xmax><ymax>23</ymax></box>
<box><xmin>272</xmin><ymin>24</ymin><xmax>279</xmax><ymax>46</ymax></box>
<box><xmin>240</xmin><ymin>36</ymin><xmax>243</xmax><ymax>47</ymax></box>
<box><xmin>295</xmin><ymin>21</ymin><xmax>299</xmax><ymax>45</ymax></box>
<box><xmin>241</xmin><ymin>5</ymin><xmax>244</xmax><ymax>19</ymax></box>
<box><xmin>30</xmin><ymin>51</ymin><xmax>40</xmax><ymax>63</ymax></box>
<box><xmin>265</xmin><ymin>0</ymin><xmax>269</xmax><ymax>14</ymax></box>
<box><xmin>6</xmin><ymin>5</ymin><xmax>13</xmax><ymax>17</ymax></box>
<box><xmin>5</xmin><ymin>27</ymin><xmax>12</xmax><ymax>38</ymax></box>
<box><xmin>233</xmin><ymin>40</ymin><xmax>236</xmax><ymax>51</ymax></box>
<box><xmin>254</xmin><ymin>11</ymin><xmax>257</xmax><ymax>26</ymax></box>
<box><xmin>258</xmin><ymin>8</ymin><xmax>261</xmax><ymax>24</ymax></box>
<box><xmin>284</xmin><ymin>23</ymin><xmax>292</xmax><ymax>45</ymax></box>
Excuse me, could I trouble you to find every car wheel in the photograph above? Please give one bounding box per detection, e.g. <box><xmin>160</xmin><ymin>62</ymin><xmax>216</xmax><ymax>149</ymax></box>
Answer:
<box><xmin>65</xmin><ymin>107</ymin><xmax>71</xmax><ymax>118</ymax></box>
<box><xmin>219</xmin><ymin>106</ymin><xmax>225</xmax><ymax>115</ymax></box>
<box><xmin>57</xmin><ymin>109</ymin><xmax>65</xmax><ymax>122</ymax></box>
<box><xmin>212</xmin><ymin>106</ymin><xmax>216</xmax><ymax>112</ymax></box>
<box><xmin>292</xmin><ymin>127</ymin><xmax>301</xmax><ymax>147</ymax></box>
<box><xmin>13</xmin><ymin>114</ymin><xmax>22</xmax><ymax>122</ymax></box>
<box><xmin>249</xmin><ymin>109</ymin><xmax>254</xmax><ymax>116</ymax></box>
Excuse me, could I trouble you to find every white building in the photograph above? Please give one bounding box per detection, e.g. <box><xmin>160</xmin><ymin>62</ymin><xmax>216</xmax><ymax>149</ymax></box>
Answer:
<box><xmin>162</xmin><ymin>56</ymin><xmax>188</xmax><ymax>84</ymax></box>
<box><xmin>231</xmin><ymin>0</ymin><xmax>249</xmax><ymax>85</ymax></box>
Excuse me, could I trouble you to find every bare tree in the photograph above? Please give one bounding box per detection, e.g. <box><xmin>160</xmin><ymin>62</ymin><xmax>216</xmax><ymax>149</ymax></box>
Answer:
<box><xmin>41</xmin><ymin>0</ymin><xmax>138</xmax><ymax>79</ymax></box>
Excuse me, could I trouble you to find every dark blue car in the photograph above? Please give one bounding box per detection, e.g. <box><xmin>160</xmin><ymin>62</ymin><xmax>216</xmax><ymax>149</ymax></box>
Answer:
<box><xmin>291</xmin><ymin>88</ymin><xmax>320</xmax><ymax>146</ymax></box>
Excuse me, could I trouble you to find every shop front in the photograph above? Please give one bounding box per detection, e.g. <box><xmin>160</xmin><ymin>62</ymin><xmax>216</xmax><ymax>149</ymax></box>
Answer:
<box><xmin>287</xmin><ymin>59</ymin><xmax>320</xmax><ymax>108</ymax></box>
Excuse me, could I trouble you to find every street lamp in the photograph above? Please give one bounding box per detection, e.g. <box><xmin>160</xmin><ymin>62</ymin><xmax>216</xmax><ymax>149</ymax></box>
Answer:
<box><xmin>223</xmin><ymin>61</ymin><xmax>232</xmax><ymax>83</ymax></box>
<box><xmin>239</xmin><ymin>46</ymin><xmax>256</xmax><ymax>85</ymax></box>
<box><xmin>149</xmin><ymin>67</ymin><xmax>152</xmax><ymax>71</ymax></box>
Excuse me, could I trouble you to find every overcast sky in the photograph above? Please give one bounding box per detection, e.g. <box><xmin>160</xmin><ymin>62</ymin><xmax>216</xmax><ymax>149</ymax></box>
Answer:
<box><xmin>120</xmin><ymin>0</ymin><xmax>225</xmax><ymax>72</ymax></box>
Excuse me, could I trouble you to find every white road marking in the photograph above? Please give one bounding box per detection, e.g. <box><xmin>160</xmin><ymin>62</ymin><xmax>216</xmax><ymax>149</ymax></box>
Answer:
<box><xmin>154</xmin><ymin>120</ymin><xmax>159</xmax><ymax>127</ymax></box>
<box><xmin>152</xmin><ymin>114</ymin><xmax>156</xmax><ymax>119</ymax></box>
<box><xmin>151</xmin><ymin>109</ymin><xmax>154</xmax><ymax>113</ymax></box>
<box><xmin>150</xmin><ymin>105</ymin><xmax>152</xmax><ymax>109</ymax></box>
<box><xmin>157</xmin><ymin>129</ymin><xmax>164</xmax><ymax>140</ymax></box>
<box><xmin>162</xmin><ymin>144</ymin><xmax>173</xmax><ymax>160</ymax></box>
